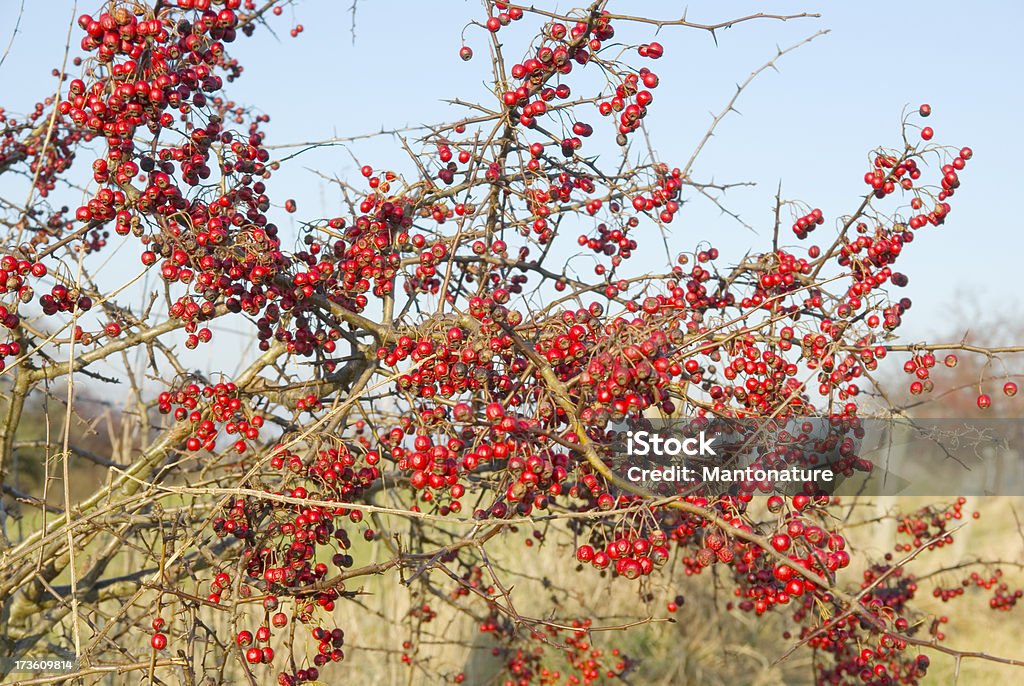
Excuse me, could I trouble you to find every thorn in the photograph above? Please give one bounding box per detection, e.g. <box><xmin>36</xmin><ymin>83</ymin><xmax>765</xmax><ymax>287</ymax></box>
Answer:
<box><xmin>710</xmin><ymin>28</ymin><xmax>718</xmax><ymax>47</ymax></box>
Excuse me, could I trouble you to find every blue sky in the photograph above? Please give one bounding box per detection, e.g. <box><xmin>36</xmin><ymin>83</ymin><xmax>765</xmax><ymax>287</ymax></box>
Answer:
<box><xmin>1</xmin><ymin>0</ymin><xmax>1022</xmax><ymax>346</ymax></box>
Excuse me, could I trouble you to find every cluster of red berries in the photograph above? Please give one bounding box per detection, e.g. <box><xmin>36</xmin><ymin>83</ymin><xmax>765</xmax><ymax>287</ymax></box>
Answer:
<box><xmin>484</xmin><ymin>2</ymin><xmax>526</xmax><ymax>34</ymax></box>
<box><xmin>932</xmin><ymin>568</ymin><xmax>1023</xmax><ymax>611</ymax></box>
<box><xmin>475</xmin><ymin>613</ymin><xmax>631</xmax><ymax>685</ymax></box>
<box><xmin>286</xmin><ymin>443</ymin><xmax>380</xmax><ymax>504</ymax></box>
<box><xmin>0</xmin><ymin>256</ymin><xmax>46</xmax><ymax>367</ymax></box>
<box><xmin>863</xmin><ymin>154</ymin><xmax>920</xmax><ymax>199</ymax></box>
<box><xmin>38</xmin><ymin>283</ymin><xmax>93</xmax><ymax>317</ymax></box>
<box><xmin>574</xmin><ymin>530</ymin><xmax>670</xmax><ymax>579</ymax></box>
<box><xmin>498</xmin><ymin>14</ymin><xmax>598</xmax><ymax>127</ymax></box>
<box><xmin>800</xmin><ymin>555</ymin><xmax>929</xmax><ymax>683</ymax></box>
<box><xmin>902</xmin><ymin>352</ymin><xmax>939</xmax><ymax>396</ymax></box>
<box><xmin>894</xmin><ymin>498</ymin><xmax>973</xmax><ymax>553</ymax></box>
<box><xmin>598</xmin><ymin>66</ymin><xmax>658</xmax><ymax>143</ymax></box>
<box><xmin>0</xmin><ymin>105</ymin><xmax>81</xmax><ymax>196</ymax></box>
<box><xmin>751</xmin><ymin>249</ymin><xmax>813</xmax><ymax>307</ymax></box>
<box><xmin>791</xmin><ymin>207</ymin><xmax>824</xmax><ymax>238</ymax></box>
<box><xmin>628</xmin><ymin>163</ymin><xmax>684</xmax><ymax>224</ymax></box>
<box><xmin>157</xmin><ymin>381</ymin><xmax>264</xmax><ymax>453</ymax></box>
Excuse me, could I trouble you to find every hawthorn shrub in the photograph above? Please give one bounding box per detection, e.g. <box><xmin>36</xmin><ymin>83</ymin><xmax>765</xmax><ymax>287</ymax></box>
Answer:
<box><xmin>0</xmin><ymin>1</ymin><xmax>1022</xmax><ymax>685</ymax></box>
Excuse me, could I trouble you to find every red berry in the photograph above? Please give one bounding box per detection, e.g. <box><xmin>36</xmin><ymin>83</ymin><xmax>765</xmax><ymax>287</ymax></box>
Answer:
<box><xmin>485</xmin><ymin>402</ymin><xmax>504</xmax><ymax>420</ymax></box>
